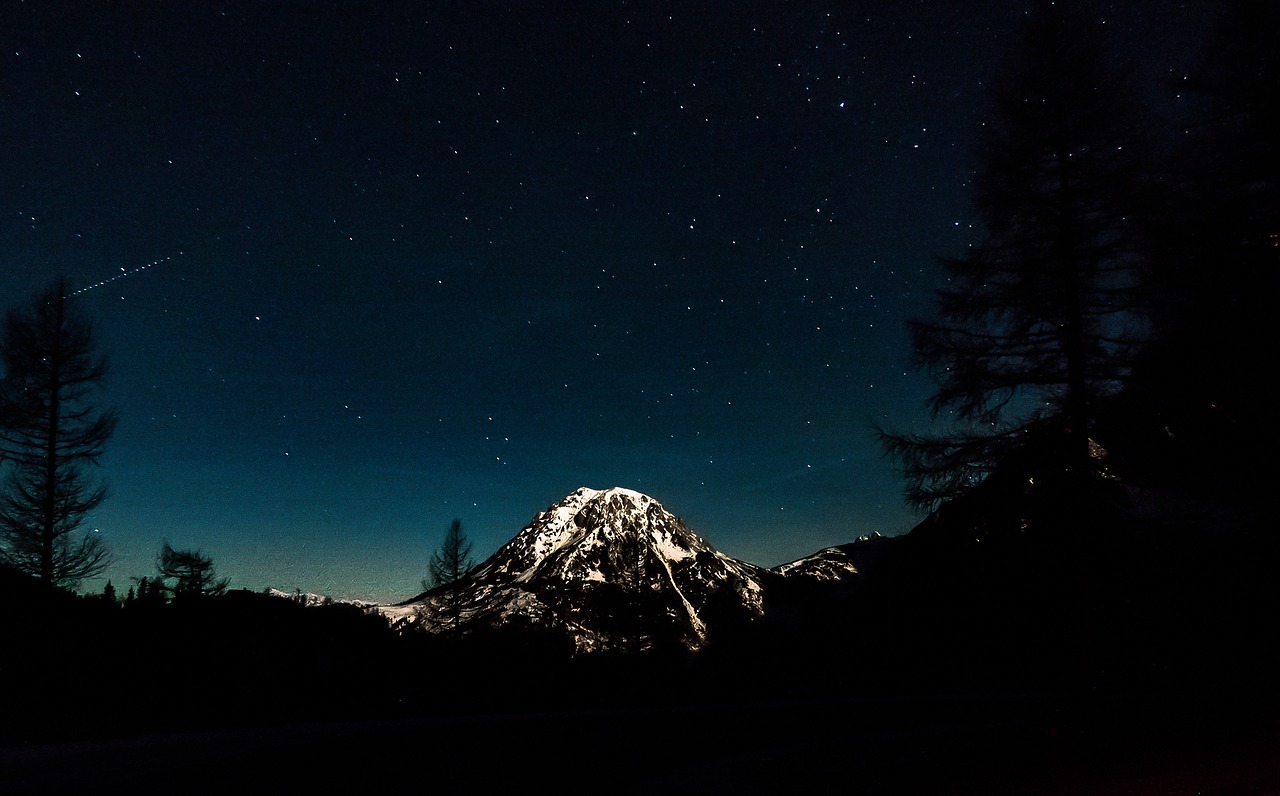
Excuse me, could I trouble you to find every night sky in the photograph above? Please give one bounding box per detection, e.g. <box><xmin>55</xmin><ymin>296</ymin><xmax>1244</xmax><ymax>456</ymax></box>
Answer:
<box><xmin>1</xmin><ymin>1</ymin><xmax>1204</xmax><ymax>602</ymax></box>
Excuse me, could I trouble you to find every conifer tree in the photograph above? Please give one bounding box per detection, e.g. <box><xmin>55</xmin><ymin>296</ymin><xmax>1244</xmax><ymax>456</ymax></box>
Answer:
<box><xmin>129</xmin><ymin>575</ymin><xmax>165</xmax><ymax>606</ymax></box>
<box><xmin>426</xmin><ymin>519</ymin><xmax>474</xmax><ymax>633</ymax></box>
<box><xmin>615</xmin><ymin>528</ymin><xmax>649</xmax><ymax>649</ymax></box>
<box><xmin>156</xmin><ymin>542</ymin><xmax>229</xmax><ymax>599</ymax></box>
<box><xmin>1123</xmin><ymin>3</ymin><xmax>1278</xmax><ymax>498</ymax></box>
<box><xmin>882</xmin><ymin>5</ymin><xmax>1152</xmax><ymax>508</ymax></box>
<box><xmin>0</xmin><ymin>279</ymin><xmax>117</xmax><ymax>587</ymax></box>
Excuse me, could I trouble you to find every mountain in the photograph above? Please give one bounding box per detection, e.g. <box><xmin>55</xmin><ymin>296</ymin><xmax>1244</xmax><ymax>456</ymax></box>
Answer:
<box><xmin>775</xmin><ymin>541</ymin><xmax>868</xmax><ymax>581</ymax></box>
<box><xmin>383</xmin><ymin>486</ymin><xmax>857</xmax><ymax>651</ymax></box>
<box><xmin>263</xmin><ymin>588</ymin><xmax>375</xmax><ymax>609</ymax></box>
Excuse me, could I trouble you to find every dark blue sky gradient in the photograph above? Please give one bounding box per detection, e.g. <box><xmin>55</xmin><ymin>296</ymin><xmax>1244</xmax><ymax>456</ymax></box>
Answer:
<box><xmin>1</xmin><ymin>2</ymin><xmax>1204</xmax><ymax>600</ymax></box>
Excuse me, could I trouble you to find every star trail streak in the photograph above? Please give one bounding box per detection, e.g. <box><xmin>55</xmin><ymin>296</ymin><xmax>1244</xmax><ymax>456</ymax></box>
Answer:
<box><xmin>63</xmin><ymin>254</ymin><xmax>181</xmax><ymax>299</ymax></box>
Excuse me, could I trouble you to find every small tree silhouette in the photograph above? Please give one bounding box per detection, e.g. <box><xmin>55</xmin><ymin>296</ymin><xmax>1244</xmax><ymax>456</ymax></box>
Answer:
<box><xmin>426</xmin><ymin>519</ymin><xmax>474</xmax><ymax>635</ymax></box>
<box><xmin>156</xmin><ymin>542</ymin><xmax>228</xmax><ymax>600</ymax></box>
<box><xmin>614</xmin><ymin>529</ymin><xmax>649</xmax><ymax>651</ymax></box>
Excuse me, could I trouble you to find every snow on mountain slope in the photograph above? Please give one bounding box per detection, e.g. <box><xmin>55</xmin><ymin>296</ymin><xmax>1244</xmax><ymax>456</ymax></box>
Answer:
<box><xmin>264</xmin><ymin>588</ymin><xmax>375</xmax><ymax>608</ymax></box>
<box><xmin>386</xmin><ymin>487</ymin><xmax>775</xmax><ymax>651</ymax></box>
<box><xmin>774</xmin><ymin>543</ymin><xmax>864</xmax><ymax>581</ymax></box>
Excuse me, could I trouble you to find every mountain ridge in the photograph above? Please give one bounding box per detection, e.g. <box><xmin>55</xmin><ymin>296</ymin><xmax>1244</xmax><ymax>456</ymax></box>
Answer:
<box><xmin>382</xmin><ymin>486</ymin><xmax>858</xmax><ymax>650</ymax></box>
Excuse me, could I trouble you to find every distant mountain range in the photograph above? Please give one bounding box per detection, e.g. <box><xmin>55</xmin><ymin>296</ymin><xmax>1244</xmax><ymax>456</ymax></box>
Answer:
<box><xmin>380</xmin><ymin>486</ymin><xmax>859</xmax><ymax>651</ymax></box>
<box><xmin>262</xmin><ymin>588</ymin><xmax>376</xmax><ymax>609</ymax></box>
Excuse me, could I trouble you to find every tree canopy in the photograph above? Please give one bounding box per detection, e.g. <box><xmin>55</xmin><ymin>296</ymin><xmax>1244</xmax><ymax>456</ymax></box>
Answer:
<box><xmin>882</xmin><ymin>6</ymin><xmax>1153</xmax><ymax>509</ymax></box>
<box><xmin>156</xmin><ymin>542</ymin><xmax>229</xmax><ymax>599</ymax></box>
<box><xmin>0</xmin><ymin>279</ymin><xmax>117</xmax><ymax>588</ymax></box>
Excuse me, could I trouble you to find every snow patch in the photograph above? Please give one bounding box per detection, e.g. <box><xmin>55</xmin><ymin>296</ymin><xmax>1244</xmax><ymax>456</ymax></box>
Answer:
<box><xmin>649</xmin><ymin>531</ymin><xmax>694</xmax><ymax>562</ymax></box>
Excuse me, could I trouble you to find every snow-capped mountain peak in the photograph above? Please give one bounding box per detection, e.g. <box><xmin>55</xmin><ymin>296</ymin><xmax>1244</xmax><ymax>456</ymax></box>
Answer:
<box><xmin>387</xmin><ymin>487</ymin><xmax>771</xmax><ymax>651</ymax></box>
<box><xmin>383</xmin><ymin>487</ymin><xmax>866</xmax><ymax>652</ymax></box>
<box><xmin>486</xmin><ymin>486</ymin><xmax>720</xmax><ymax>579</ymax></box>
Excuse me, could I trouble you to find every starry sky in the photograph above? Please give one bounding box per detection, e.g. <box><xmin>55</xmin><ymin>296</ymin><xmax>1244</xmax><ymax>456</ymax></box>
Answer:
<box><xmin>1</xmin><ymin>1</ymin><xmax>1205</xmax><ymax>602</ymax></box>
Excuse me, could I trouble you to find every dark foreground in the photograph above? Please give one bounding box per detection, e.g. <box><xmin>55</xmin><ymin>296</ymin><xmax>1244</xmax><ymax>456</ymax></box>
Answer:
<box><xmin>4</xmin><ymin>695</ymin><xmax>1278</xmax><ymax>795</ymax></box>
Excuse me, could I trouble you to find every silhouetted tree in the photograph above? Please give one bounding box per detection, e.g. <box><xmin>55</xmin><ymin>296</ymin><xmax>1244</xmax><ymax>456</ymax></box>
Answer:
<box><xmin>128</xmin><ymin>575</ymin><xmax>165</xmax><ymax>607</ymax></box>
<box><xmin>614</xmin><ymin>529</ymin><xmax>649</xmax><ymax>650</ymax></box>
<box><xmin>1125</xmin><ymin>2</ymin><xmax>1279</xmax><ymax>497</ymax></box>
<box><xmin>156</xmin><ymin>542</ymin><xmax>228</xmax><ymax>599</ymax></box>
<box><xmin>101</xmin><ymin>579</ymin><xmax>116</xmax><ymax>605</ymax></box>
<box><xmin>1150</xmin><ymin>3</ymin><xmax>1278</xmax><ymax>341</ymax></box>
<box><xmin>0</xmin><ymin>279</ymin><xmax>117</xmax><ymax>587</ymax></box>
<box><xmin>426</xmin><ymin>518</ymin><xmax>474</xmax><ymax>633</ymax></box>
<box><xmin>882</xmin><ymin>5</ymin><xmax>1152</xmax><ymax>508</ymax></box>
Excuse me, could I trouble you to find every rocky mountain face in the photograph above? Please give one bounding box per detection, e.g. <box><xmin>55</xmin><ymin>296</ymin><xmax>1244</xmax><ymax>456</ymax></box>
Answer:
<box><xmin>383</xmin><ymin>487</ymin><xmax>858</xmax><ymax>651</ymax></box>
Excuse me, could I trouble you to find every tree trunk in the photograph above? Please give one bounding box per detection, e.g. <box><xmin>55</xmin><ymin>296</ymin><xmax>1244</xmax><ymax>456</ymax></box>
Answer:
<box><xmin>40</xmin><ymin>296</ymin><xmax>65</xmax><ymax>585</ymax></box>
